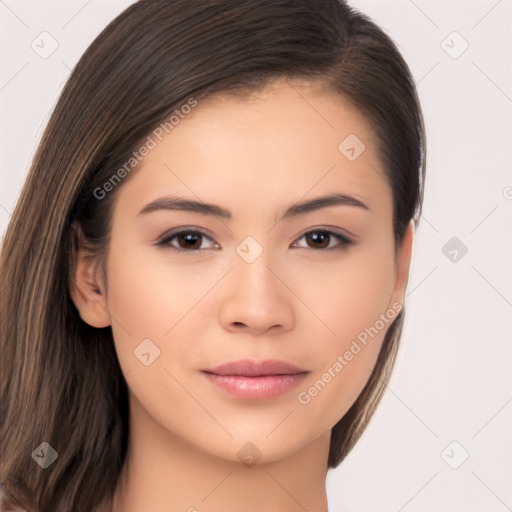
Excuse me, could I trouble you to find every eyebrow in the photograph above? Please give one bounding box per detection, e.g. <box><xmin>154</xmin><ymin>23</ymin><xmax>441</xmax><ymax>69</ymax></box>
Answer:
<box><xmin>137</xmin><ymin>193</ymin><xmax>370</xmax><ymax>221</ymax></box>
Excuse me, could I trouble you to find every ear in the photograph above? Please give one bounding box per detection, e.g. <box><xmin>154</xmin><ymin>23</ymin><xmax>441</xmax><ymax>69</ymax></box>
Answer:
<box><xmin>69</xmin><ymin>224</ymin><xmax>111</xmax><ymax>328</ymax></box>
<box><xmin>388</xmin><ymin>219</ymin><xmax>415</xmax><ymax>310</ymax></box>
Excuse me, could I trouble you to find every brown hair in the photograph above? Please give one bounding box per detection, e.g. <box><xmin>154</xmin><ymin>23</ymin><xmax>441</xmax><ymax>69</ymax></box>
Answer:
<box><xmin>0</xmin><ymin>0</ymin><xmax>425</xmax><ymax>510</ymax></box>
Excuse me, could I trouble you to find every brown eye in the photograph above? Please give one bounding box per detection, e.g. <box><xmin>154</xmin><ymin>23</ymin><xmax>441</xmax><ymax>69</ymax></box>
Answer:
<box><xmin>293</xmin><ymin>229</ymin><xmax>353</xmax><ymax>250</ymax></box>
<box><xmin>176</xmin><ymin>232</ymin><xmax>202</xmax><ymax>249</ymax></box>
<box><xmin>156</xmin><ymin>229</ymin><xmax>218</xmax><ymax>252</ymax></box>
<box><xmin>304</xmin><ymin>231</ymin><xmax>330</xmax><ymax>249</ymax></box>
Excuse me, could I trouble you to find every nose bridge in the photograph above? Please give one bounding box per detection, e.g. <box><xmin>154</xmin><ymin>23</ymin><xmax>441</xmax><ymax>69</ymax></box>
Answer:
<box><xmin>233</xmin><ymin>234</ymin><xmax>276</xmax><ymax>288</ymax></box>
<box><xmin>217</xmin><ymin>238</ymin><xmax>295</xmax><ymax>334</ymax></box>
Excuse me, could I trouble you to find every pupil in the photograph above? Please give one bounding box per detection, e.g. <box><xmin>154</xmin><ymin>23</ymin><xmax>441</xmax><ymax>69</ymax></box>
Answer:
<box><xmin>307</xmin><ymin>231</ymin><xmax>329</xmax><ymax>248</ymax></box>
<box><xmin>179</xmin><ymin>233</ymin><xmax>201</xmax><ymax>249</ymax></box>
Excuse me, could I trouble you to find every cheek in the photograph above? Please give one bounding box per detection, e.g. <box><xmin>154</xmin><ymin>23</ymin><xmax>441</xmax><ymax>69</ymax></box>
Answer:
<box><xmin>105</xmin><ymin>247</ymin><xmax>223</xmax><ymax>376</ymax></box>
<box><xmin>293</xmin><ymin>308</ymin><xmax>395</xmax><ymax>438</ymax></box>
<box><xmin>291</xmin><ymin>245</ymin><xmax>397</xmax><ymax>427</ymax></box>
<box><xmin>292</xmin><ymin>242</ymin><xmax>396</xmax><ymax>346</ymax></box>
<box><xmin>106</xmin><ymin>247</ymin><xmax>204</xmax><ymax>334</ymax></box>
<box><xmin>103</xmin><ymin>248</ymin><xmax>177</xmax><ymax>374</ymax></box>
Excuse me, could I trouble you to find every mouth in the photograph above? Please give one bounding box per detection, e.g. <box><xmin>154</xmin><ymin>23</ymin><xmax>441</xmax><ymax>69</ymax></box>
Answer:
<box><xmin>201</xmin><ymin>359</ymin><xmax>310</xmax><ymax>399</ymax></box>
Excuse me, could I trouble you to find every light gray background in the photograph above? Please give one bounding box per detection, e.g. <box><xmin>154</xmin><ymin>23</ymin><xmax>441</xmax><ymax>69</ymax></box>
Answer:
<box><xmin>1</xmin><ymin>1</ymin><xmax>511</xmax><ymax>511</ymax></box>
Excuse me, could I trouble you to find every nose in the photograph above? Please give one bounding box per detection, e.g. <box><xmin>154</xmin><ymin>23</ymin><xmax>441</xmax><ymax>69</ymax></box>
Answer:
<box><xmin>217</xmin><ymin>253</ymin><xmax>296</xmax><ymax>336</ymax></box>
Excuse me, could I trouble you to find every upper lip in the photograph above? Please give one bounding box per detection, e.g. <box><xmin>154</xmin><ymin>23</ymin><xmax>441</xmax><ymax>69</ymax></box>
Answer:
<box><xmin>203</xmin><ymin>359</ymin><xmax>308</xmax><ymax>377</ymax></box>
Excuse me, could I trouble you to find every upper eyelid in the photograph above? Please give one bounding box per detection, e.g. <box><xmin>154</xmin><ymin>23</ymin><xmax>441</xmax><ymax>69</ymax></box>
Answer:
<box><xmin>294</xmin><ymin>225</ymin><xmax>353</xmax><ymax>242</ymax></box>
<box><xmin>157</xmin><ymin>226</ymin><xmax>215</xmax><ymax>241</ymax></box>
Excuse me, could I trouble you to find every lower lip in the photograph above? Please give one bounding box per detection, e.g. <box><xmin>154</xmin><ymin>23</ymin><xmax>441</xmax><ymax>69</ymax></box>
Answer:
<box><xmin>202</xmin><ymin>372</ymin><xmax>309</xmax><ymax>399</ymax></box>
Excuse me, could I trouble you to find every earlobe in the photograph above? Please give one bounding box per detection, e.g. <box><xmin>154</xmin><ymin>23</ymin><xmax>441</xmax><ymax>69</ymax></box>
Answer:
<box><xmin>68</xmin><ymin>227</ymin><xmax>111</xmax><ymax>329</ymax></box>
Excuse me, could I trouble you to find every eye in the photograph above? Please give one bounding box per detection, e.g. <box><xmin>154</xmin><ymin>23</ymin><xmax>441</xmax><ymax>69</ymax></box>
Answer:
<box><xmin>155</xmin><ymin>227</ymin><xmax>353</xmax><ymax>253</ymax></box>
<box><xmin>156</xmin><ymin>229</ymin><xmax>219</xmax><ymax>252</ymax></box>
<box><xmin>292</xmin><ymin>229</ymin><xmax>353</xmax><ymax>250</ymax></box>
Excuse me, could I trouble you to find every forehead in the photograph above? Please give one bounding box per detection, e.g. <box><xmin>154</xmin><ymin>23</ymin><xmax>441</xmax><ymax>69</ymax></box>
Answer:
<box><xmin>115</xmin><ymin>79</ymin><xmax>390</xmax><ymax>217</ymax></box>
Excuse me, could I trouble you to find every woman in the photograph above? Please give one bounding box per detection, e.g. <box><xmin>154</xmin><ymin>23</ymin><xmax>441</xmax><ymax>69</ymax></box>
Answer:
<box><xmin>0</xmin><ymin>0</ymin><xmax>425</xmax><ymax>510</ymax></box>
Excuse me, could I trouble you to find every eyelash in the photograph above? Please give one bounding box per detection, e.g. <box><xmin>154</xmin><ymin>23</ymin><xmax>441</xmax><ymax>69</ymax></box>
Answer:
<box><xmin>155</xmin><ymin>228</ymin><xmax>354</xmax><ymax>253</ymax></box>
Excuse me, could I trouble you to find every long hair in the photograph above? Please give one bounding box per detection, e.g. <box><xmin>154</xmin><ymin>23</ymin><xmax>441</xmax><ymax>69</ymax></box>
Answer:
<box><xmin>0</xmin><ymin>1</ymin><xmax>425</xmax><ymax>510</ymax></box>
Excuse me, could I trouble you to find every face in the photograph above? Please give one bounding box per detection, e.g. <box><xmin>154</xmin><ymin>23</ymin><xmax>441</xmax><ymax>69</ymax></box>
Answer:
<box><xmin>73</xmin><ymin>78</ymin><xmax>413</xmax><ymax>465</ymax></box>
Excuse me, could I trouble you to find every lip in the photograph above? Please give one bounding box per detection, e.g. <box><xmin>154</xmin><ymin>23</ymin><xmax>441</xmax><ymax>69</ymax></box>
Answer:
<box><xmin>201</xmin><ymin>359</ymin><xmax>309</xmax><ymax>399</ymax></box>
<box><xmin>204</xmin><ymin>359</ymin><xmax>307</xmax><ymax>377</ymax></box>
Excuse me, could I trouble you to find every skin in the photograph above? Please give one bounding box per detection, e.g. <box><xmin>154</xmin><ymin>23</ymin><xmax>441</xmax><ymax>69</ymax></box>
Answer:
<box><xmin>71</xmin><ymin>78</ymin><xmax>414</xmax><ymax>512</ymax></box>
